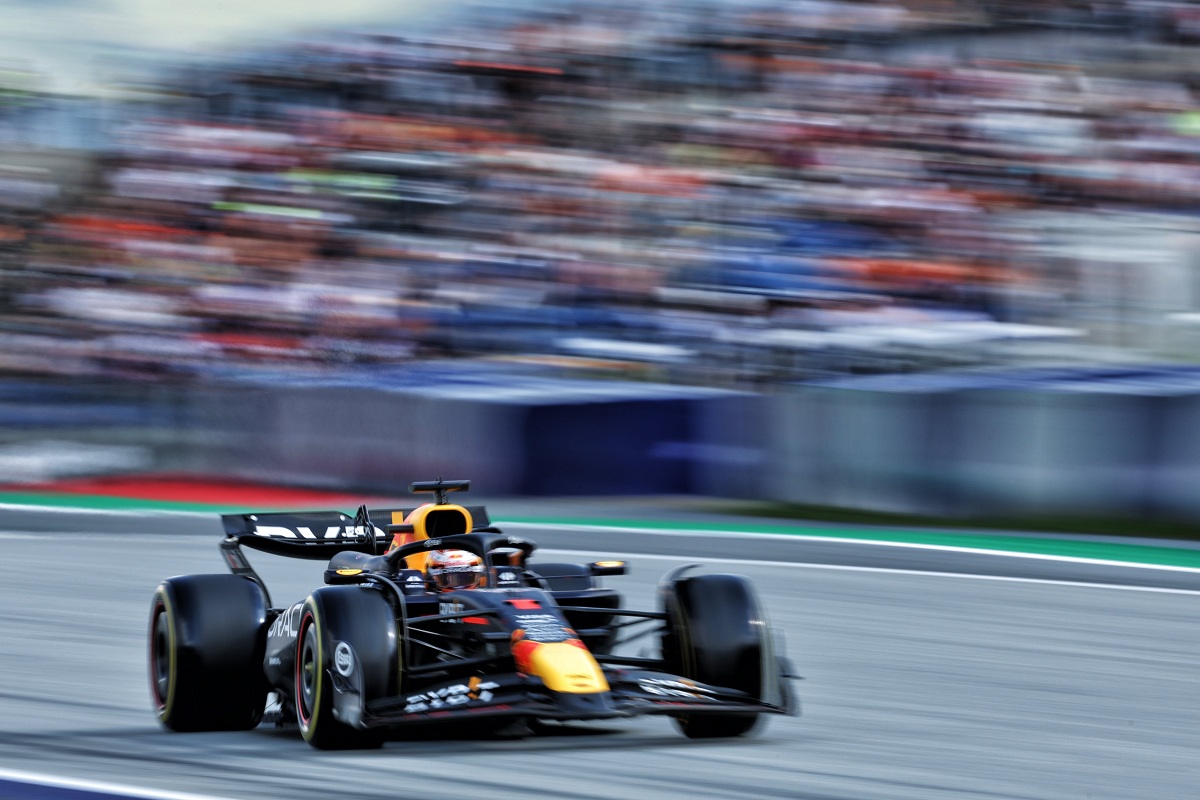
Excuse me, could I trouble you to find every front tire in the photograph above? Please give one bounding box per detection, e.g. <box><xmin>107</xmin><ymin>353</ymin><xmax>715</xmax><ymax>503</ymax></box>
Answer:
<box><xmin>295</xmin><ymin>599</ymin><xmax>382</xmax><ymax>750</ymax></box>
<box><xmin>660</xmin><ymin>573</ymin><xmax>779</xmax><ymax>739</ymax></box>
<box><xmin>149</xmin><ymin>575</ymin><xmax>268</xmax><ymax>732</ymax></box>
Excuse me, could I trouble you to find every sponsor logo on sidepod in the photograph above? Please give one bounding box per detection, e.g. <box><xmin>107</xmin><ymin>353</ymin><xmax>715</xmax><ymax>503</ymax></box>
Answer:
<box><xmin>268</xmin><ymin>603</ymin><xmax>303</xmax><ymax>639</ymax></box>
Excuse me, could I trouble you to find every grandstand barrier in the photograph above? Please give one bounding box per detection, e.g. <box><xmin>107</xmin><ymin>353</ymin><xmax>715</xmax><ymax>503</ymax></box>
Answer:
<box><xmin>13</xmin><ymin>366</ymin><xmax>1200</xmax><ymax>517</ymax></box>
<box><xmin>767</xmin><ymin>367</ymin><xmax>1200</xmax><ymax>520</ymax></box>
<box><xmin>166</xmin><ymin>372</ymin><xmax>753</xmax><ymax>497</ymax></box>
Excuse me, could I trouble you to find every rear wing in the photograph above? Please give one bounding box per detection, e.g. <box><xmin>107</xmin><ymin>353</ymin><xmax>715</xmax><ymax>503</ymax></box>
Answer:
<box><xmin>218</xmin><ymin>505</ymin><xmax>494</xmax><ymax>606</ymax></box>
<box><xmin>222</xmin><ymin>510</ymin><xmax>377</xmax><ymax>546</ymax></box>
<box><xmin>220</xmin><ymin>505</ymin><xmax>491</xmax><ymax>546</ymax></box>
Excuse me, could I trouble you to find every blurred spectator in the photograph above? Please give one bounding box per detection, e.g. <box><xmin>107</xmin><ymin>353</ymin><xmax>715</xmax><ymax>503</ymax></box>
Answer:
<box><xmin>2</xmin><ymin>0</ymin><xmax>1200</xmax><ymax>387</ymax></box>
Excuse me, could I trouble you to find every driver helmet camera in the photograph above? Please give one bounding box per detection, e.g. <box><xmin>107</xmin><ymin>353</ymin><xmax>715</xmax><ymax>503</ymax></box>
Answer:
<box><xmin>428</xmin><ymin>549</ymin><xmax>485</xmax><ymax>591</ymax></box>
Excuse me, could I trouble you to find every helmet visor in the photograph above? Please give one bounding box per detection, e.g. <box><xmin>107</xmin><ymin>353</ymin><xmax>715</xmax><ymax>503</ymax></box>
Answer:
<box><xmin>434</xmin><ymin>565</ymin><xmax>483</xmax><ymax>590</ymax></box>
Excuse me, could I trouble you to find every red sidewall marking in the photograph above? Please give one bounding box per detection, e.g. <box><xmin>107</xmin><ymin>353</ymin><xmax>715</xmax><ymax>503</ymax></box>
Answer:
<box><xmin>296</xmin><ymin>611</ymin><xmax>315</xmax><ymax>727</ymax></box>
<box><xmin>149</xmin><ymin>598</ymin><xmax>166</xmax><ymax>709</ymax></box>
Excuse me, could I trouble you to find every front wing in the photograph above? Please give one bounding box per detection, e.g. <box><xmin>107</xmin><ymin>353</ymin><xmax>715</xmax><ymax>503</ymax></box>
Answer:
<box><xmin>361</xmin><ymin>668</ymin><xmax>795</xmax><ymax>729</ymax></box>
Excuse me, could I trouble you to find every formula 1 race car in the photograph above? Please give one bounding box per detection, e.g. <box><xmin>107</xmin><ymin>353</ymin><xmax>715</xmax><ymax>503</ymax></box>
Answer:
<box><xmin>148</xmin><ymin>480</ymin><xmax>796</xmax><ymax>748</ymax></box>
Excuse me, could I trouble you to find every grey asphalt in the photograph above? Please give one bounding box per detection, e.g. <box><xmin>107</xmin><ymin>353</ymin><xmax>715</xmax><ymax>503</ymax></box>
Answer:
<box><xmin>0</xmin><ymin>511</ymin><xmax>1197</xmax><ymax>799</ymax></box>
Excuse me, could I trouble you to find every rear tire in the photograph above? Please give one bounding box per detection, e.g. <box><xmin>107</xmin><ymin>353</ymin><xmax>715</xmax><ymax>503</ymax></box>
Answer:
<box><xmin>660</xmin><ymin>573</ymin><xmax>777</xmax><ymax>739</ymax></box>
<box><xmin>149</xmin><ymin>575</ymin><xmax>268</xmax><ymax>732</ymax></box>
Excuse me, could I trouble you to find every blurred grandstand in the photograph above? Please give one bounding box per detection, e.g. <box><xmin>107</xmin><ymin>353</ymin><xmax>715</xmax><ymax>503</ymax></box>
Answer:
<box><xmin>3</xmin><ymin>0</ymin><xmax>1200</xmax><ymax>391</ymax></box>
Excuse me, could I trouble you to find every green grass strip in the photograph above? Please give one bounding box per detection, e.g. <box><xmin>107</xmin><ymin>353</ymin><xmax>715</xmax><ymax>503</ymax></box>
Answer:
<box><xmin>5</xmin><ymin>492</ymin><xmax>1200</xmax><ymax>570</ymax></box>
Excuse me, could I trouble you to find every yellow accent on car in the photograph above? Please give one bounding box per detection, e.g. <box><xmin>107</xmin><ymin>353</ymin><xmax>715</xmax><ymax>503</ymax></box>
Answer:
<box><xmin>392</xmin><ymin>503</ymin><xmax>475</xmax><ymax>572</ymax></box>
<box><xmin>335</xmin><ymin>568</ymin><xmax>363</xmax><ymax>576</ymax></box>
<box><xmin>523</xmin><ymin>642</ymin><xmax>609</xmax><ymax>694</ymax></box>
<box><xmin>300</xmin><ymin>604</ymin><xmax>324</xmax><ymax>743</ymax></box>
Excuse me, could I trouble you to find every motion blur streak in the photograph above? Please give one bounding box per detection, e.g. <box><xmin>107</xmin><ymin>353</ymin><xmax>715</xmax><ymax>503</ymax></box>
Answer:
<box><xmin>7</xmin><ymin>1</ymin><xmax>1200</xmax><ymax>519</ymax></box>
<box><xmin>1</xmin><ymin>517</ymin><xmax>1198</xmax><ymax>800</ymax></box>
<box><xmin>3</xmin><ymin>0</ymin><xmax>1200</xmax><ymax>390</ymax></box>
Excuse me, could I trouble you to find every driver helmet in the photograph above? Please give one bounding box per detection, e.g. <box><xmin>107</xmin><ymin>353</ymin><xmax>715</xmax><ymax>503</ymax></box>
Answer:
<box><xmin>428</xmin><ymin>549</ymin><xmax>485</xmax><ymax>591</ymax></box>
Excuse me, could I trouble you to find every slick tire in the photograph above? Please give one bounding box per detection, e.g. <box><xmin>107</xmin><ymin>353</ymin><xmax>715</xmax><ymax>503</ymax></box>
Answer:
<box><xmin>294</xmin><ymin>597</ymin><xmax>383</xmax><ymax>750</ymax></box>
<box><xmin>661</xmin><ymin>573</ymin><xmax>778</xmax><ymax>739</ymax></box>
<box><xmin>149</xmin><ymin>574</ymin><xmax>268</xmax><ymax>732</ymax></box>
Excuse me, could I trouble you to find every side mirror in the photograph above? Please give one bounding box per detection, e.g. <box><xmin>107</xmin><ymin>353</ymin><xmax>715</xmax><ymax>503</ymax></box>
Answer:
<box><xmin>589</xmin><ymin>560</ymin><xmax>627</xmax><ymax>576</ymax></box>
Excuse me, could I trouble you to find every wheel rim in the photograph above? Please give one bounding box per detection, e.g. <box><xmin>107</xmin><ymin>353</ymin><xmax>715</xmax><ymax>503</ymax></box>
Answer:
<box><xmin>297</xmin><ymin>619</ymin><xmax>318</xmax><ymax>726</ymax></box>
<box><xmin>150</xmin><ymin>605</ymin><xmax>171</xmax><ymax>708</ymax></box>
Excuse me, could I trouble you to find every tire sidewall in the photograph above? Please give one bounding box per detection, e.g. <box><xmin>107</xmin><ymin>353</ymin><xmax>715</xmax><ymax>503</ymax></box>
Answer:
<box><xmin>147</xmin><ymin>574</ymin><xmax>268</xmax><ymax>732</ymax></box>
<box><xmin>149</xmin><ymin>586</ymin><xmax>177</xmax><ymax>724</ymax></box>
<box><xmin>293</xmin><ymin>594</ymin><xmax>384</xmax><ymax>750</ymax></box>
<box><xmin>295</xmin><ymin>601</ymin><xmax>324</xmax><ymax>743</ymax></box>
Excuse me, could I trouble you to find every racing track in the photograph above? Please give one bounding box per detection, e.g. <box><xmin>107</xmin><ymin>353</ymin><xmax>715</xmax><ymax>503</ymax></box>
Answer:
<box><xmin>1</xmin><ymin>509</ymin><xmax>1198</xmax><ymax>800</ymax></box>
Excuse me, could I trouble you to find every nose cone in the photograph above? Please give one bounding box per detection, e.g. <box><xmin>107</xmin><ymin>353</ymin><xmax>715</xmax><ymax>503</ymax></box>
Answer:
<box><xmin>515</xmin><ymin>640</ymin><xmax>610</xmax><ymax>694</ymax></box>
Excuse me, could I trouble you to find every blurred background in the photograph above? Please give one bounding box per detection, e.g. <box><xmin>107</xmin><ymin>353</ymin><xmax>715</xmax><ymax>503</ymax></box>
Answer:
<box><xmin>6</xmin><ymin>0</ymin><xmax>1200</xmax><ymax>520</ymax></box>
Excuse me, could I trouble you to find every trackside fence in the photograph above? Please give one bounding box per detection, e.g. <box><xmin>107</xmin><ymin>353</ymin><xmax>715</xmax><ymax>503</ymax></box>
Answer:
<box><xmin>10</xmin><ymin>366</ymin><xmax>1200</xmax><ymax>519</ymax></box>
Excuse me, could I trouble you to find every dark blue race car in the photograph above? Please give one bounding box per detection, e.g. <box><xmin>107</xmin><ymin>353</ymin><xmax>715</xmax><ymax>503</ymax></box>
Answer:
<box><xmin>149</xmin><ymin>479</ymin><xmax>797</xmax><ymax>748</ymax></box>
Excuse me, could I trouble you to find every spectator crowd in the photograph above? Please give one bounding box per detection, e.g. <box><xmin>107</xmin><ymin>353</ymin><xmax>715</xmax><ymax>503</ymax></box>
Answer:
<box><xmin>3</xmin><ymin>0</ymin><xmax>1200</xmax><ymax>387</ymax></box>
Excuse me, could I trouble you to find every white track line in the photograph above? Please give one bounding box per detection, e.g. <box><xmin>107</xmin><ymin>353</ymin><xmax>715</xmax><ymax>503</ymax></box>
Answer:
<box><xmin>4</xmin><ymin>503</ymin><xmax>1199</xmax><ymax>582</ymax></box>
<box><xmin>538</xmin><ymin>548</ymin><xmax>1200</xmax><ymax>596</ymax></box>
<box><xmin>513</xmin><ymin>521</ymin><xmax>1200</xmax><ymax>575</ymax></box>
<box><xmin>5</xmin><ymin>501</ymin><xmax>1199</xmax><ymax>573</ymax></box>
<box><xmin>0</xmin><ymin>768</ymin><xmax>237</xmax><ymax>800</ymax></box>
